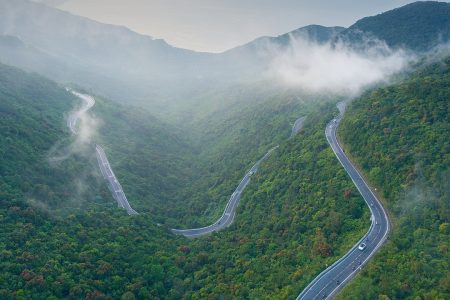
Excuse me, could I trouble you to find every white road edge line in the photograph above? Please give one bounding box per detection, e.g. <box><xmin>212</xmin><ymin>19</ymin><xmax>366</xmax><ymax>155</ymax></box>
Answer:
<box><xmin>297</xmin><ymin>103</ymin><xmax>390</xmax><ymax>300</ymax></box>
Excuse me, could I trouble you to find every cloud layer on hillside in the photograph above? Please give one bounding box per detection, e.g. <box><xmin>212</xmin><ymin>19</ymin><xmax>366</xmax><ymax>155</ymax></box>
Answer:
<box><xmin>47</xmin><ymin>91</ymin><xmax>99</xmax><ymax>163</ymax></box>
<box><xmin>270</xmin><ymin>36</ymin><xmax>413</xmax><ymax>95</ymax></box>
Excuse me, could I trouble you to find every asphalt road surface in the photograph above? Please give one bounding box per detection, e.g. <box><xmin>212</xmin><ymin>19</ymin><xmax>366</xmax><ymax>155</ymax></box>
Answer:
<box><xmin>68</xmin><ymin>90</ymin><xmax>138</xmax><ymax>215</ymax></box>
<box><xmin>67</xmin><ymin>91</ymin><xmax>95</xmax><ymax>134</ymax></box>
<box><xmin>291</xmin><ymin>116</ymin><xmax>307</xmax><ymax>138</ymax></box>
<box><xmin>297</xmin><ymin>104</ymin><xmax>390</xmax><ymax>300</ymax></box>
<box><xmin>95</xmin><ymin>145</ymin><xmax>138</xmax><ymax>215</ymax></box>
<box><xmin>173</xmin><ymin>114</ymin><xmax>308</xmax><ymax>237</ymax></box>
<box><xmin>172</xmin><ymin>146</ymin><xmax>278</xmax><ymax>238</ymax></box>
<box><xmin>66</xmin><ymin>92</ymin><xmax>389</xmax><ymax>299</ymax></box>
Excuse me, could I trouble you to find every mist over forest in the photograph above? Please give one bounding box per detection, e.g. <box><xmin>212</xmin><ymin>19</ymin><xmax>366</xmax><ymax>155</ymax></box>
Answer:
<box><xmin>0</xmin><ymin>1</ymin><xmax>448</xmax><ymax>299</ymax></box>
<box><xmin>1</xmin><ymin>0</ymin><xmax>447</xmax><ymax>120</ymax></box>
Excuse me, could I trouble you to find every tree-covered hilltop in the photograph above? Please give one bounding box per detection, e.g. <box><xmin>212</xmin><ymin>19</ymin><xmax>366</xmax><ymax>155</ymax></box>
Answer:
<box><xmin>337</xmin><ymin>58</ymin><xmax>449</xmax><ymax>299</ymax></box>
<box><xmin>341</xmin><ymin>1</ymin><xmax>450</xmax><ymax>51</ymax></box>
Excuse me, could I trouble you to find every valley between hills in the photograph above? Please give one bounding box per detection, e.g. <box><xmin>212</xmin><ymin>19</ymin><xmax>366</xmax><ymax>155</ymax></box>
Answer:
<box><xmin>0</xmin><ymin>1</ymin><xmax>448</xmax><ymax>299</ymax></box>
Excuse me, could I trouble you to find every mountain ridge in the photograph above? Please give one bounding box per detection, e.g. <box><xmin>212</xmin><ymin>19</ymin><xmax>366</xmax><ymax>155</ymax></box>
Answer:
<box><xmin>341</xmin><ymin>1</ymin><xmax>450</xmax><ymax>51</ymax></box>
<box><xmin>0</xmin><ymin>0</ymin><xmax>448</xmax><ymax>116</ymax></box>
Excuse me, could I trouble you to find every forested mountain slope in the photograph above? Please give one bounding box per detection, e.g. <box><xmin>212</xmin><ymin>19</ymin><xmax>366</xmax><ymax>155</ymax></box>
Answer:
<box><xmin>2</xmin><ymin>107</ymin><xmax>370</xmax><ymax>299</ymax></box>
<box><xmin>342</xmin><ymin>1</ymin><xmax>450</xmax><ymax>51</ymax></box>
<box><xmin>76</xmin><ymin>69</ymin><xmax>327</xmax><ymax>227</ymax></box>
<box><xmin>1</xmin><ymin>1</ymin><xmax>448</xmax><ymax>121</ymax></box>
<box><xmin>0</xmin><ymin>57</ymin><xmax>337</xmax><ymax>230</ymax></box>
<box><xmin>0</xmin><ymin>63</ymin><xmax>101</xmax><ymax>210</ymax></box>
<box><xmin>92</xmin><ymin>85</ymin><xmax>318</xmax><ymax>227</ymax></box>
<box><xmin>337</xmin><ymin>57</ymin><xmax>449</xmax><ymax>299</ymax></box>
<box><xmin>1</xmin><ymin>1</ymin><xmax>449</xmax><ymax>298</ymax></box>
<box><xmin>0</xmin><ymin>61</ymin><xmax>371</xmax><ymax>298</ymax></box>
<box><xmin>177</xmin><ymin>104</ymin><xmax>370</xmax><ymax>298</ymax></box>
<box><xmin>0</xmin><ymin>62</ymin><xmax>189</xmax><ymax>299</ymax></box>
<box><xmin>0</xmin><ymin>62</ymin><xmax>204</xmax><ymax>217</ymax></box>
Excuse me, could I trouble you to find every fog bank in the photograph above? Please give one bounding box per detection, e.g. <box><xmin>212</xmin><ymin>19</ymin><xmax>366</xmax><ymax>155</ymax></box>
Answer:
<box><xmin>269</xmin><ymin>36</ymin><xmax>414</xmax><ymax>96</ymax></box>
<box><xmin>48</xmin><ymin>91</ymin><xmax>99</xmax><ymax>163</ymax></box>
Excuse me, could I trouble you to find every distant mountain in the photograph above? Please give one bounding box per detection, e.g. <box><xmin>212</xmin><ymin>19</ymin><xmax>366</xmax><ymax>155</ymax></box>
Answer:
<box><xmin>256</xmin><ymin>1</ymin><xmax>450</xmax><ymax>53</ymax></box>
<box><xmin>0</xmin><ymin>0</ymin><xmax>204</xmax><ymax>77</ymax></box>
<box><xmin>218</xmin><ymin>1</ymin><xmax>450</xmax><ymax>80</ymax></box>
<box><xmin>0</xmin><ymin>35</ymin><xmax>72</xmax><ymax>79</ymax></box>
<box><xmin>218</xmin><ymin>25</ymin><xmax>345</xmax><ymax>89</ymax></box>
<box><xmin>268</xmin><ymin>25</ymin><xmax>345</xmax><ymax>46</ymax></box>
<box><xmin>340</xmin><ymin>1</ymin><xmax>450</xmax><ymax>51</ymax></box>
<box><xmin>0</xmin><ymin>0</ymin><xmax>448</xmax><ymax>116</ymax></box>
<box><xmin>0</xmin><ymin>0</ymin><xmax>219</xmax><ymax>108</ymax></box>
<box><xmin>229</xmin><ymin>25</ymin><xmax>344</xmax><ymax>53</ymax></box>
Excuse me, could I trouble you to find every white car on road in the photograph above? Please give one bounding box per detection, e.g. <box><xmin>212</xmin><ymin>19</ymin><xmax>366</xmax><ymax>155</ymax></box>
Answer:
<box><xmin>358</xmin><ymin>243</ymin><xmax>367</xmax><ymax>251</ymax></box>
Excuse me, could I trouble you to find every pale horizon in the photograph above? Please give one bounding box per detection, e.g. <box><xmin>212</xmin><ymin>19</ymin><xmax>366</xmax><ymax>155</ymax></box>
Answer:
<box><xmin>34</xmin><ymin>0</ymin><xmax>447</xmax><ymax>52</ymax></box>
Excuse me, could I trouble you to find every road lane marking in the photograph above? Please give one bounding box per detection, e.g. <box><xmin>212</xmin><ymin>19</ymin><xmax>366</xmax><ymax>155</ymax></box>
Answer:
<box><xmin>299</xmin><ymin>105</ymin><xmax>390</xmax><ymax>300</ymax></box>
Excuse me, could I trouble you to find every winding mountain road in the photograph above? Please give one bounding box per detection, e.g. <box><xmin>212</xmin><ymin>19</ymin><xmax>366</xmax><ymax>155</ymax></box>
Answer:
<box><xmin>96</xmin><ymin>145</ymin><xmax>138</xmax><ymax>215</ymax></box>
<box><xmin>67</xmin><ymin>92</ymin><xmax>388</xmax><ymax>297</ymax></box>
<box><xmin>66</xmin><ymin>92</ymin><xmax>389</xmax><ymax>298</ymax></box>
<box><xmin>172</xmin><ymin>146</ymin><xmax>278</xmax><ymax>238</ymax></box>
<box><xmin>67</xmin><ymin>91</ymin><xmax>95</xmax><ymax>134</ymax></box>
<box><xmin>172</xmin><ymin>115</ymin><xmax>308</xmax><ymax>238</ymax></box>
<box><xmin>68</xmin><ymin>90</ymin><xmax>138</xmax><ymax>215</ymax></box>
<box><xmin>297</xmin><ymin>104</ymin><xmax>390</xmax><ymax>299</ymax></box>
<box><xmin>291</xmin><ymin>116</ymin><xmax>307</xmax><ymax>138</ymax></box>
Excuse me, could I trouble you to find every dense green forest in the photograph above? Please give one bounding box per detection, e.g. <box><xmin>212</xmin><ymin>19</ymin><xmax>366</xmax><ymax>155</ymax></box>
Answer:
<box><xmin>337</xmin><ymin>58</ymin><xmax>449</xmax><ymax>299</ymax></box>
<box><xmin>0</xmin><ymin>62</ymin><xmax>372</xmax><ymax>299</ymax></box>
<box><xmin>1</xmin><ymin>46</ymin><xmax>448</xmax><ymax>300</ymax></box>
<box><xmin>0</xmin><ymin>64</ymin><xmax>103</xmax><ymax>211</ymax></box>
<box><xmin>92</xmin><ymin>84</ymin><xmax>321</xmax><ymax>227</ymax></box>
<box><xmin>179</xmin><ymin>105</ymin><xmax>370</xmax><ymax>298</ymax></box>
<box><xmin>343</xmin><ymin>1</ymin><xmax>450</xmax><ymax>51</ymax></box>
<box><xmin>1</xmin><ymin>1</ymin><xmax>449</xmax><ymax>299</ymax></box>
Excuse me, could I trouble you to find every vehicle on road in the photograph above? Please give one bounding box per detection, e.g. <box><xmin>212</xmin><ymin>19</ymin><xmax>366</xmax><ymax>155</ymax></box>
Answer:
<box><xmin>297</xmin><ymin>105</ymin><xmax>389</xmax><ymax>299</ymax></box>
<box><xmin>358</xmin><ymin>243</ymin><xmax>367</xmax><ymax>251</ymax></box>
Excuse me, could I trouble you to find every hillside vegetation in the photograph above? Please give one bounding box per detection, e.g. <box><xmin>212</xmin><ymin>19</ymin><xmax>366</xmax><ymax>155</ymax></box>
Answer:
<box><xmin>0</xmin><ymin>62</ymin><xmax>371</xmax><ymax>299</ymax></box>
<box><xmin>0</xmin><ymin>63</ymin><xmax>102</xmax><ymax>210</ymax></box>
<box><xmin>337</xmin><ymin>58</ymin><xmax>449</xmax><ymax>299</ymax></box>
<box><xmin>179</xmin><ymin>104</ymin><xmax>370</xmax><ymax>298</ymax></box>
<box><xmin>92</xmin><ymin>84</ymin><xmax>320</xmax><ymax>227</ymax></box>
<box><xmin>1</xmin><ymin>1</ymin><xmax>449</xmax><ymax>297</ymax></box>
<box><xmin>344</xmin><ymin>1</ymin><xmax>450</xmax><ymax>51</ymax></box>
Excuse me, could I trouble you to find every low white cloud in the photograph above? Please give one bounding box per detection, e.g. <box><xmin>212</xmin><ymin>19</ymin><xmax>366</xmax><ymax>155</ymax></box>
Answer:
<box><xmin>269</xmin><ymin>35</ymin><xmax>414</xmax><ymax>96</ymax></box>
<box><xmin>71</xmin><ymin>106</ymin><xmax>99</xmax><ymax>151</ymax></box>
<box><xmin>47</xmin><ymin>91</ymin><xmax>99</xmax><ymax>163</ymax></box>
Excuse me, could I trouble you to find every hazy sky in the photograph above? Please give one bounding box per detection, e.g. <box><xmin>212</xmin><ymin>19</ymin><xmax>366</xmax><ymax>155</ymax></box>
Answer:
<box><xmin>41</xmin><ymin>0</ymin><xmax>435</xmax><ymax>52</ymax></box>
